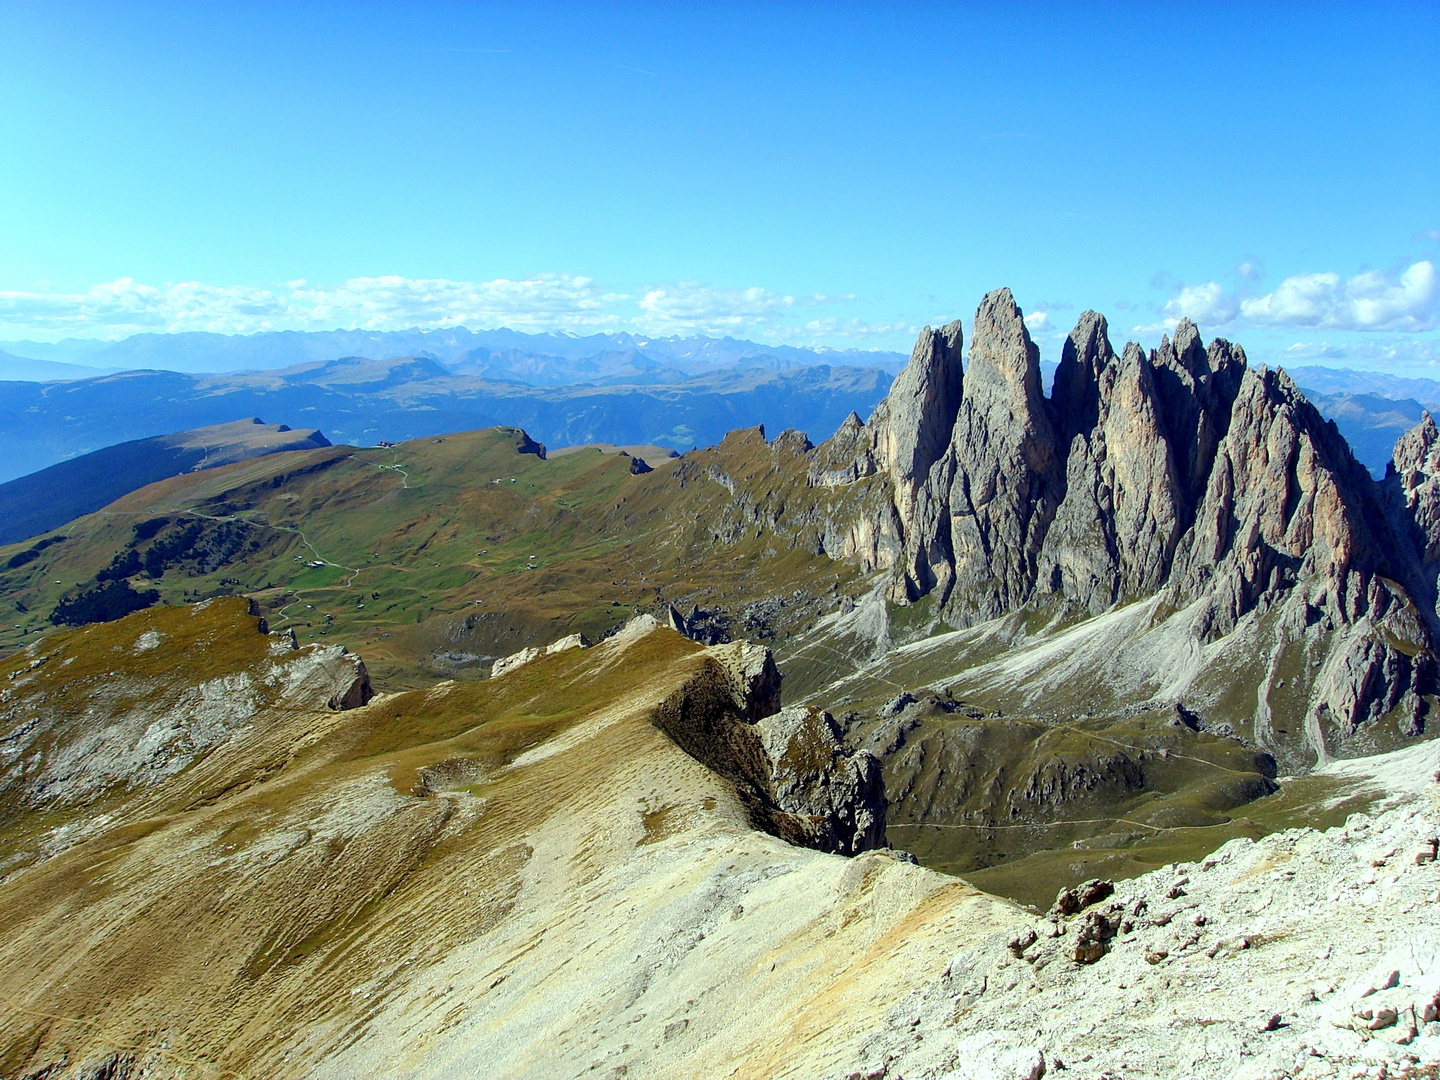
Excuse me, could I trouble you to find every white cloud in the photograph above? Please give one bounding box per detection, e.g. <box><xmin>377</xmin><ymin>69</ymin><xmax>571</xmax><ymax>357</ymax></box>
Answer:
<box><xmin>0</xmin><ymin>275</ymin><xmax>627</xmax><ymax>338</ymax></box>
<box><xmin>291</xmin><ymin>275</ymin><xmax>628</xmax><ymax>333</ymax></box>
<box><xmin>1022</xmin><ymin>311</ymin><xmax>1048</xmax><ymax>332</ymax></box>
<box><xmin>635</xmin><ymin>283</ymin><xmax>799</xmax><ymax>336</ymax></box>
<box><xmin>1239</xmin><ymin>261</ymin><xmax>1436</xmax><ymax>331</ymax></box>
<box><xmin>1148</xmin><ymin>261</ymin><xmax>1438</xmax><ymax>336</ymax></box>
<box><xmin>1161</xmin><ymin>281</ymin><xmax>1239</xmax><ymax>326</ymax></box>
<box><xmin>0</xmin><ymin>274</ymin><xmax>925</xmax><ymax>348</ymax></box>
<box><xmin>0</xmin><ymin>278</ymin><xmax>279</xmax><ymax>335</ymax></box>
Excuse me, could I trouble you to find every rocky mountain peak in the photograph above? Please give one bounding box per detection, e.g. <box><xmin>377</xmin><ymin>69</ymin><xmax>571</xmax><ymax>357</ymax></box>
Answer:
<box><xmin>942</xmin><ymin>290</ymin><xmax>1063</xmax><ymax>620</ymax></box>
<box><xmin>1391</xmin><ymin>410</ymin><xmax>1440</xmax><ymax>494</ymax></box>
<box><xmin>1051</xmin><ymin>310</ymin><xmax>1117</xmax><ymax>441</ymax></box>
<box><xmin>1146</xmin><ymin>322</ymin><xmax>1246</xmax><ymax>514</ymax></box>
<box><xmin>1171</xmin><ymin>361</ymin><xmax>1392</xmax><ymax>634</ymax></box>
<box><xmin>1171</xmin><ymin>317</ymin><xmax>1207</xmax><ymax>375</ymax></box>
<box><xmin>869</xmin><ymin>319</ymin><xmax>964</xmax><ymax>495</ymax></box>
<box><xmin>1388</xmin><ymin>410</ymin><xmax>1440</xmax><ymax>595</ymax></box>
<box><xmin>1205</xmin><ymin>337</ymin><xmax>1248</xmax><ymax>404</ymax></box>
<box><xmin>807</xmin><ymin>289</ymin><xmax>1435</xmax><ymax>761</ymax></box>
<box><xmin>964</xmin><ymin>287</ymin><xmax>1046</xmax><ymax>411</ymax></box>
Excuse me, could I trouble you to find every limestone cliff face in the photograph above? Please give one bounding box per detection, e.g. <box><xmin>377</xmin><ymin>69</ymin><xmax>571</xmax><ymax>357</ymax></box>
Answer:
<box><xmin>865</xmin><ymin>320</ymin><xmax>965</xmax><ymax>525</ymax></box>
<box><xmin>653</xmin><ymin>637</ymin><xmax>886</xmax><ymax>856</ymax></box>
<box><xmin>810</xmin><ymin>292</ymin><xmax>1435</xmax><ymax>754</ymax></box>
<box><xmin>756</xmin><ymin>705</ymin><xmax>886</xmax><ymax>855</ymax></box>
<box><xmin>1171</xmin><ymin>364</ymin><xmax>1394</xmax><ymax>635</ymax></box>
<box><xmin>941</xmin><ymin>289</ymin><xmax>1064</xmax><ymax>622</ymax></box>
<box><xmin>1038</xmin><ymin>327</ymin><xmax>1185</xmax><ymax>612</ymax></box>
<box><xmin>811</xmin><ymin>321</ymin><xmax>963</xmax><ymax>583</ymax></box>
<box><xmin>1388</xmin><ymin>411</ymin><xmax>1440</xmax><ymax>600</ymax></box>
<box><xmin>0</xmin><ymin>597</ymin><xmax>373</xmax><ymax>873</ymax></box>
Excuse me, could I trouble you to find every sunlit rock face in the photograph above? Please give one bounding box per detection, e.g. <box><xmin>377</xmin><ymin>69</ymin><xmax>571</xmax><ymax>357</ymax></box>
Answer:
<box><xmin>819</xmin><ymin>290</ymin><xmax>1435</xmax><ymax>762</ymax></box>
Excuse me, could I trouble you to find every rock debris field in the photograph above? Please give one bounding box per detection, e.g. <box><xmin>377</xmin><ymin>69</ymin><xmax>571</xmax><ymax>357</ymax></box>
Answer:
<box><xmin>842</xmin><ymin>741</ymin><xmax>1440</xmax><ymax>1080</ymax></box>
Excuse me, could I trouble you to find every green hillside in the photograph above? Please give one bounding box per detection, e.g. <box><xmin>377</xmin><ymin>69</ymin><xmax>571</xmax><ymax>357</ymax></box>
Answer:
<box><xmin>0</xmin><ymin>426</ymin><xmax>864</xmax><ymax>691</ymax></box>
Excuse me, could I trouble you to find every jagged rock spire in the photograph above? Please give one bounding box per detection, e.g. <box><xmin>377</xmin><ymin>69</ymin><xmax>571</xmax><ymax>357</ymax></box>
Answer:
<box><xmin>874</xmin><ymin>321</ymin><xmax>965</xmax><ymax>486</ymax></box>
<box><xmin>944</xmin><ymin>289</ymin><xmax>1063</xmax><ymax>621</ymax></box>
<box><xmin>1387</xmin><ymin>410</ymin><xmax>1440</xmax><ymax>590</ymax></box>
<box><xmin>862</xmin><ymin>319</ymin><xmax>964</xmax><ymax>532</ymax></box>
<box><xmin>1050</xmin><ymin>310</ymin><xmax>1116</xmax><ymax>443</ymax></box>
<box><xmin>1036</xmin><ymin>322</ymin><xmax>1185</xmax><ymax>611</ymax></box>
<box><xmin>1172</xmin><ymin>317</ymin><xmax>1207</xmax><ymax>374</ymax></box>
<box><xmin>811</xmin><ymin>290</ymin><xmax>1434</xmax><ymax>757</ymax></box>
<box><xmin>1172</xmin><ymin>365</ymin><xmax>1388</xmax><ymax>630</ymax></box>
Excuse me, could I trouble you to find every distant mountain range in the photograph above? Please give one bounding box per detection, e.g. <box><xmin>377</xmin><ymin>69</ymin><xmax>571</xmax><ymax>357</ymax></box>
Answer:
<box><xmin>0</xmin><ymin>328</ymin><xmax>909</xmax><ymax>377</ymax></box>
<box><xmin>1283</xmin><ymin>365</ymin><xmax>1440</xmax><ymax>407</ymax></box>
<box><xmin>0</xmin><ymin>348</ymin><xmax>122</xmax><ymax>382</ymax></box>
<box><xmin>2</xmin><ymin>329</ymin><xmax>1438</xmax><ymax>485</ymax></box>
<box><xmin>0</xmin><ymin>355</ymin><xmax>893</xmax><ymax>483</ymax></box>
<box><xmin>0</xmin><ymin>330</ymin><xmax>905</xmax><ymax>485</ymax></box>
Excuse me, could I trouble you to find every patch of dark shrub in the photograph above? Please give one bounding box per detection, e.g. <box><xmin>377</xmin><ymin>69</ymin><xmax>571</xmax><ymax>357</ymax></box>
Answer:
<box><xmin>5</xmin><ymin>548</ymin><xmax>40</xmax><ymax>570</ymax></box>
<box><xmin>51</xmin><ymin>580</ymin><xmax>160</xmax><ymax>626</ymax></box>
<box><xmin>143</xmin><ymin>522</ymin><xmax>206</xmax><ymax>577</ymax></box>
<box><xmin>5</xmin><ymin>534</ymin><xmax>68</xmax><ymax>570</ymax></box>
<box><xmin>132</xmin><ymin>517</ymin><xmax>172</xmax><ymax>542</ymax></box>
<box><xmin>96</xmin><ymin>549</ymin><xmax>143</xmax><ymax>582</ymax></box>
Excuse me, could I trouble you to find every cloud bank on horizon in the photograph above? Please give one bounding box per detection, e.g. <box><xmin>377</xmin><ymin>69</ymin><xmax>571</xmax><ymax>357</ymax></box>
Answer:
<box><xmin>2</xmin><ymin>260</ymin><xmax>1437</xmax><ymax>371</ymax></box>
<box><xmin>0</xmin><ymin>275</ymin><xmax>911</xmax><ymax>346</ymax></box>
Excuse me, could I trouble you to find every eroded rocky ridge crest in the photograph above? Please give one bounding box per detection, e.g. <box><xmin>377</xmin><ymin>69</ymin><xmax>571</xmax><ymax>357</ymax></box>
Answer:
<box><xmin>652</xmin><ymin>635</ymin><xmax>886</xmax><ymax>855</ymax></box>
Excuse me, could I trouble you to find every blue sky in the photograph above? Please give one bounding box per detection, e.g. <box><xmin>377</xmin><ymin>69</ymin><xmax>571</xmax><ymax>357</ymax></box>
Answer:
<box><xmin>1</xmin><ymin>1</ymin><xmax>1437</xmax><ymax>369</ymax></box>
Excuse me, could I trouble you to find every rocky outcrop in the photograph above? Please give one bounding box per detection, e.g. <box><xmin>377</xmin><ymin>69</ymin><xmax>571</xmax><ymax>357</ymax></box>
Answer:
<box><xmin>0</xmin><ymin>598</ymin><xmax>375</xmax><ymax>866</ymax></box>
<box><xmin>280</xmin><ymin>643</ymin><xmax>372</xmax><ymax>710</ymax></box>
<box><xmin>1170</xmin><ymin>364</ymin><xmax>1391</xmax><ymax>635</ymax></box>
<box><xmin>864</xmin><ymin>321</ymin><xmax>965</xmax><ymax>530</ymax></box>
<box><xmin>491</xmin><ymin>646</ymin><xmax>541</xmax><ymax>678</ymax></box>
<box><xmin>708</xmin><ymin>639</ymin><xmax>783</xmax><ymax>722</ymax></box>
<box><xmin>808</xmin><ymin>411</ymin><xmax>878</xmax><ymax>488</ymax></box>
<box><xmin>546</xmin><ymin>631</ymin><xmax>590</xmax><ymax>654</ymax></box>
<box><xmin>756</xmin><ymin>705</ymin><xmax>886</xmax><ymax>855</ymax></box>
<box><xmin>650</xmin><ymin>633</ymin><xmax>884</xmax><ymax>856</ymax></box>
<box><xmin>1159</xmin><ymin>364</ymin><xmax>1432</xmax><ymax>740</ymax></box>
<box><xmin>806</xmin><ymin>292</ymin><xmax>1436</xmax><ymax>758</ymax></box>
<box><xmin>1149</xmin><ymin>320</ymin><xmax>1247</xmax><ymax>515</ymax></box>
<box><xmin>940</xmin><ymin>289</ymin><xmax>1064</xmax><ymax>621</ymax></box>
<box><xmin>664</xmin><ymin>603</ymin><xmax>732</xmax><ymax>645</ymax></box>
<box><xmin>490</xmin><ymin>632</ymin><xmax>593</xmax><ymax>678</ymax></box>
<box><xmin>839</xmin><ymin>744</ymin><xmax>1440</xmax><ymax>1080</ymax></box>
<box><xmin>1388</xmin><ymin>412</ymin><xmax>1440</xmax><ymax>616</ymax></box>
<box><xmin>1037</xmin><ymin>329</ymin><xmax>1185</xmax><ymax>611</ymax></box>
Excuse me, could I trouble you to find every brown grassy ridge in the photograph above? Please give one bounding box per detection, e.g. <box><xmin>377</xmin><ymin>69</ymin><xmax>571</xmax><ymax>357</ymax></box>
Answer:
<box><xmin>0</xmin><ymin>593</ymin><xmax>1017</xmax><ymax>1080</ymax></box>
<box><xmin>0</xmin><ymin>600</ymin><xmax>708</xmax><ymax>1075</ymax></box>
